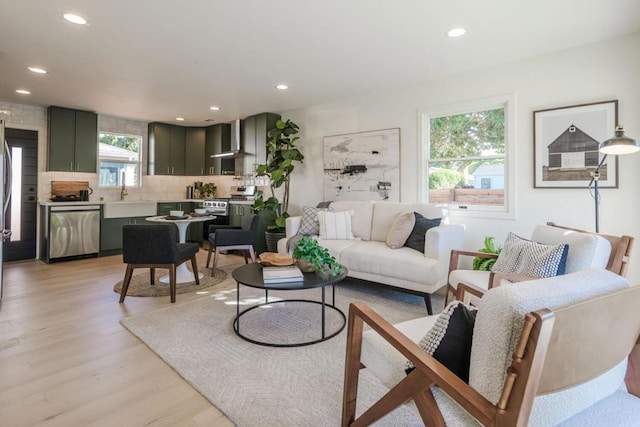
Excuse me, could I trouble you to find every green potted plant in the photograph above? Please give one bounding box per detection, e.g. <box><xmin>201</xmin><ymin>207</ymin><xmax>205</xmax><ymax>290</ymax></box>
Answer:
<box><xmin>473</xmin><ymin>236</ymin><xmax>502</xmax><ymax>271</ymax></box>
<box><xmin>292</xmin><ymin>236</ymin><xmax>345</xmax><ymax>278</ymax></box>
<box><xmin>252</xmin><ymin>119</ymin><xmax>304</xmax><ymax>251</ymax></box>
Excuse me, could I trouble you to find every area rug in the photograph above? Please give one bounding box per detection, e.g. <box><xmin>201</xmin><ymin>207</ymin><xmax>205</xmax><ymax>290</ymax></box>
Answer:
<box><xmin>120</xmin><ymin>279</ymin><xmax>443</xmax><ymax>426</ymax></box>
<box><xmin>113</xmin><ymin>267</ymin><xmax>228</xmax><ymax>297</ymax></box>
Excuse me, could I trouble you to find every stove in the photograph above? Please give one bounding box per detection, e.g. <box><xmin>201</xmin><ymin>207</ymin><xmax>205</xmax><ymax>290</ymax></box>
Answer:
<box><xmin>230</xmin><ymin>185</ymin><xmax>256</xmax><ymax>200</ymax></box>
<box><xmin>202</xmin><ymin>198</ymin><xmax>230</xmax><ymax>215</ymax></box>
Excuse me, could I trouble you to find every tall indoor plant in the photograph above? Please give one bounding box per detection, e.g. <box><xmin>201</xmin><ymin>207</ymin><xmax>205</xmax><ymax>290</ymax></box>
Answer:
<box><xmin>252</xmin><ymin>119</ymin><xmax>304</xmax><ymax>250</ymax></box>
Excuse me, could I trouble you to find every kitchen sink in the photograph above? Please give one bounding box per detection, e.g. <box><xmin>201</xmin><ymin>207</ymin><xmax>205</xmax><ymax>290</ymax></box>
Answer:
<box><xmin>103</xmin><ymin>200</ymin><xmax>158</xmax><ymax>218</ymax></box>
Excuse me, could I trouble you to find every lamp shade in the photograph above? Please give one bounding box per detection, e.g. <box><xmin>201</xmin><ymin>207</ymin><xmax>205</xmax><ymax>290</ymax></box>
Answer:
<box><xmin>599</xmin><ymin>125</ymin><xmax>640</xmax><ymax>155</ymax></box>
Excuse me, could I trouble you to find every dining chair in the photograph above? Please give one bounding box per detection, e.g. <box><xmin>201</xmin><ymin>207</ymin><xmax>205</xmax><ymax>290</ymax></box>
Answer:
<box><xmin>120</xmin><ymin>224</ymin><xmax>200</xmax><ymax>303</ymax></box>
<box><xmin>206</xmin><ymin>214</ymin><xmax>259</xmax><ymax>275</ymax></box>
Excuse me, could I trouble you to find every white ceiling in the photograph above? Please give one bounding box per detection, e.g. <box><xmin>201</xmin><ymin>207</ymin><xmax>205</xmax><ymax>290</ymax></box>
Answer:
<box><xmin>1</xmin><ymin>0</ymin><xmax>639</xmax><ymax>126</ymax></box>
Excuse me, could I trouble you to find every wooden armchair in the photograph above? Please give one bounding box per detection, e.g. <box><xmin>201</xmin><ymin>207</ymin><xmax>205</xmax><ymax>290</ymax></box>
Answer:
<box><xmin>343</xmin><ymin>270</ymin><xmax>640</xmax><ymax>426</ymax></box>
<box><xmin>445</xmin><ymin>222</ymin><xmax>634</xmax><ymax>304</ymax></box>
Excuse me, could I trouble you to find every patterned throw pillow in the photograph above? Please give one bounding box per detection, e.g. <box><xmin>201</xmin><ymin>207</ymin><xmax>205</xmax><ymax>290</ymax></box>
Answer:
<box><xmin>405</xmin><ymin>301</ymin><xmax>478</xmax><ymax>382</ymax></box>
<box><xmin>492</xmin><ymin>232</ymin><xmax>569</xmax><ymax>277</ymax></box>
<box><xmin>299</xmin><ymin>206</ymin><xmax>332</xmax><ymax>236</ymax></box>
<box><xmin>318</xmin><ymin>210</ymin><xmax>355</xmax><ymax>240</ymax></box>
<box><xmin>386</xmin><ymin>211</ymin><xmax>416</xmax><ymax>249</ymax></box>
<box><xmin>404</xmin><ymin>213</ymin><xmax>441</xmax><ymax>252</ymax></box>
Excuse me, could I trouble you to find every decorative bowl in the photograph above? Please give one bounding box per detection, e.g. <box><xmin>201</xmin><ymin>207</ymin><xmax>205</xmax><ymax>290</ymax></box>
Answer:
<box><xmin>194</xmin><ymin>208</ymin><xmax>207</xmax><ymax>215</ymax></box>
<box><xmin>169</xmin><ymin>210</ymin><xmax>184</xmax><ymax>217</ymax></box>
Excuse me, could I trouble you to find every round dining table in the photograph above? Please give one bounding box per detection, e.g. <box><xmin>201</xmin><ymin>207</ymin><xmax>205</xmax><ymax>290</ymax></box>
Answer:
<box><xmin>145</xmin><ymin>214</ymin><xmax>216</xmax><ymax>284</ymax></box>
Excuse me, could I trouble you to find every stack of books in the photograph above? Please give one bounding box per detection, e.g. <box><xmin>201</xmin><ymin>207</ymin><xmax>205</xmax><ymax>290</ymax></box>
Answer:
<box><xmin>262</xmin><ymin>265</ymin><xmax>304</xmax><ymax>285</ymax></box>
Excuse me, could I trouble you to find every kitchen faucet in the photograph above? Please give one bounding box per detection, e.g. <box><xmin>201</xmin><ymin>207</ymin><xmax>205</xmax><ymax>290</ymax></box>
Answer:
<box><xmin>120</xmin><ymin>171</ymin><xmax>128</xmax><ymax>200</ymax></box>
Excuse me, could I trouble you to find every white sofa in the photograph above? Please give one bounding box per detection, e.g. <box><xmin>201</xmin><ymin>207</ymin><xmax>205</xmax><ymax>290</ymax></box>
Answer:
<box><xmin>277</xmin><ymin>200</ymin><xmax>465</xmax><ymax>314</ymax></box>
<box><xmin>358</xmin><ymin>268</ymin><xmax>640</xmax><ymax>425</ymax></box>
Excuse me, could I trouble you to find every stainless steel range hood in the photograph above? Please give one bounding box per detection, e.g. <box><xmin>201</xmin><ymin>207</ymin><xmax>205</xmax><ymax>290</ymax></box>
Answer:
<box><xmin>210</xmin><ymin>119</ymin><xmax>242</xmax><ymax>158</ymax></box>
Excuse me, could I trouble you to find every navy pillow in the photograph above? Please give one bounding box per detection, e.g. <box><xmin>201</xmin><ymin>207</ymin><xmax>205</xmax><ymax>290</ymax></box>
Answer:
<box><xmin>405</xmin><ymin>301</ymin><xmax>478</xmax><ymax>382</ymax></box>
<box><xmin>404</xmin><ymin>213</ymin><xmax>441</xmax><ymax>252</ymax></box>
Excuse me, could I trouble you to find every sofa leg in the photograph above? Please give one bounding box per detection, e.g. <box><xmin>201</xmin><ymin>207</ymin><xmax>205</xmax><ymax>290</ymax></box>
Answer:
<box><xmin>424</xmin><ymin>294</ymin><xmax>433</xmax><ymax>315</ymax></box>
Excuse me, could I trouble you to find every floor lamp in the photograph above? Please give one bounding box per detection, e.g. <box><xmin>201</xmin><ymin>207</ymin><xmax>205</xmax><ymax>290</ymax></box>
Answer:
<box><xmin>589</xmin><ymin>125</ymin><xmax>639</xmax><ymax>232</ymax></box>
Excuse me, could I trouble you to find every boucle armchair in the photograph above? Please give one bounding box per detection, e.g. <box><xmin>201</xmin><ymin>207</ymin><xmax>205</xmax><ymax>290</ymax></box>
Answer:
<box><xmin>343</xmin><ymin>269</ymin><xmax>640</xmax><ymax>426</ymax></box>
<box><xmin>446</xmin><ymin>222</ymin><xmax>633</xmax><ymax>304</ymax></box>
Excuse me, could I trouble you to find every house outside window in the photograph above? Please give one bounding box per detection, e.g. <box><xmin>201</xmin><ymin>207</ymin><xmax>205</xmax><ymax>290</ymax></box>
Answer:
<box><xmin>98</xmin><ymin>132</ymin><xmax>141</xmax><ymax>188</ymax></box>
<box><xmin>419</xmin><ymin>94</ymin><xmax>516</xmax><ymax>218</ymax></box>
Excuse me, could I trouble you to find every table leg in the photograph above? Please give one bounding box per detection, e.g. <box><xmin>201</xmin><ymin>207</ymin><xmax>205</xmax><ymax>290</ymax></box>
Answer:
<box><xmin>322</xmin><ymin>286</ymin><xmax>326</xmax><ymax>338</ymax></box>
<box><xmin>236</xmin><ymin>281</ymin><xmax>240</xmax><ymax>332</ymax></box>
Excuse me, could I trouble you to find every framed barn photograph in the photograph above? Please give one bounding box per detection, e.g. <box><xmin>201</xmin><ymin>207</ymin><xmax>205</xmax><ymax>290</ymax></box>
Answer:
<box><xmin>533</xmin><ymin>100</ymin><xmax>618</xmax><ymax>188</ymax></box>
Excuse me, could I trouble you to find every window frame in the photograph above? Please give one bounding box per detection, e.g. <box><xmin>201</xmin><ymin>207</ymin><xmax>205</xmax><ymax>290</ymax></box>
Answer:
<box><xmin>418</xmin><ymin>94</ymin><xmax>516</xmax><ymax>219</ymax></box>
<box><xmin>97</xmin><ymin>131</ymin><xmax>143</xmax><ymax>188</ymax></box>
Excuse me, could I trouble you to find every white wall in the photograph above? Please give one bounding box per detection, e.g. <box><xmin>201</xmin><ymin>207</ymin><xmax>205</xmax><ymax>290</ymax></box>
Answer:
<box><xmin>280</xmin><ymin>32</ymin><xmax>640</xmax><ymax>282</ymax></box>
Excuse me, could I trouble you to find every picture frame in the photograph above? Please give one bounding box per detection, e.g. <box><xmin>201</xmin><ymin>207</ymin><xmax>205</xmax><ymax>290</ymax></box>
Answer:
<box><xmin>323</xmin><ymin>128</ymin><xmax>400</xmax><ymax>202</ymax></box>
<box><xmin>533</xmin><ymin>100</ymin><xmax>618</xmax><ymax>188</ymax></box>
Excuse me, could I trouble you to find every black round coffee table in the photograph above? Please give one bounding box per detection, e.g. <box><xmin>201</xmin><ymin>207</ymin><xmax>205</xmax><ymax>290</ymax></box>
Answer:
<box><xmin>231</xmin><ymin>262</ymin><xmax>348</xmax><ymax>347</ymax></box>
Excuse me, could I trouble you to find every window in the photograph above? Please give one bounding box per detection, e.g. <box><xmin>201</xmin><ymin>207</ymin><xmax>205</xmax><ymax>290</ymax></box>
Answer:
<box><xmin>420</xmin><ymin>95</ymin><xmax>515</xmax><ymax>217</ymax></box>
<box><xmin>98</xmin><ymin>132</ymin><xmax>141</xmax><ymax>187</ymax></box>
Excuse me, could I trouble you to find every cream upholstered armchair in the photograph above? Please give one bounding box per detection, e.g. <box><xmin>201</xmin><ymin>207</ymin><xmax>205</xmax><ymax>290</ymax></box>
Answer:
<box><xmin>342</xmin><ymin>268</ymin><xmax>640</xmax><ymax>426</ymax></box>
<box><xmin>445</xmin><ymin>222</ymin><xmax>633</xmax><ymax>304</ymax></box>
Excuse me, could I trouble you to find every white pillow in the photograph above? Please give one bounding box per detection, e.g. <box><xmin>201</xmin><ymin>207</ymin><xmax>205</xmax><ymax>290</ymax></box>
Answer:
<box><xmin>318</xmin><ymin>210</ymin><xmax>355</xmax><ymax>240</ymax></box>
<box><xmin>386</xmin><ymin>211</ymin><xmax>415</xmax><ymax>249</ymax></box>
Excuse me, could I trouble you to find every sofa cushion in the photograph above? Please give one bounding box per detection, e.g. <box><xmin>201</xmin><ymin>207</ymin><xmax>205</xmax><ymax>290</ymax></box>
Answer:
<box><xmin>369</xmin><ymin>202</ymin><xmax>445</xmax><ymax>242</ymax></box>
<box><xmin>386</xmin><ymin>211</ymin><xmax>415</xmax><ymax>249</ymax></box>
<box><xmin>470</xmin><ymin>268</ymin><xmax>629</xmax><ymax>425</ymax></box>
<box><xmin>405</xmin><ymin>301</ymin><xmax>478</xmax><ymax>382</ymax></box>
<box><xmin>492</xmin><ymin>232</ymin><xmax>569</xmax><ymax>277</ymax></box>
<box><xmin>404</xmin><ymin>213</ymin><xmax>441</xmax><ymax>253</ymax></box>
<box><xmin>329</xmin><ymin>200</ymin><xmax>374</xmax><ymax>241</ymax></box>
<box><xmin>318</xmin><ymin>210</ymin><xmax>355</xmax><ymax>240</ymax></box>
<box><xmin>299</xmin><ymin>206</ymin><xmax>332</xmax><ymax>236</ymax></box>
<box><xmin>340</xmin><ymin>241</ymin><xmax>440</xmax><ymax>285</ymax></box>
<box><xmin>530</xmin><ymin>225</ymin><xmax>610</xmax><ymax>273</ymax></box>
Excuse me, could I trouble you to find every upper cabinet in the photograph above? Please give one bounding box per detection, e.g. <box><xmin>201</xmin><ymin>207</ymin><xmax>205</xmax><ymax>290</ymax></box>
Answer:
<box><xmin>48</xmin><ymin>106</ymin><xmax>98</xmax><ymax>173</ymax></box>
<box><xmin>204</xmin><ymin>123</ymin><xmax>232</xmax><ymax>175</ymax></box>
<box><xmin>185</xmin><ymin>127</ymin><xmax>206</xmax><ymax>176</ymax></box>
<box><xmin>148</xmin><ymin>122</ymin><xmax>186</xmax><ymax>175</ymax></box>
<box><xmin>236</xmin><ymin>112</ymin><xmax>280</xmax><ymax>175</ymax></box>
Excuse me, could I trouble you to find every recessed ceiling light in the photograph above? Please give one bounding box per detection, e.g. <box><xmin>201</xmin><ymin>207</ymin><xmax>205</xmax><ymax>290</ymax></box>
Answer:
<box><xmin>275</xmin><ymin>84</ymin><xmax>289</xmax><ymax>90</ymax></box>
<box><xmin>447</xmin><ymin>28</ymin><xmax>466</xmax><ymax>38</ymax></box>
<box><xmin>209</xmin><ymin>106</ymin><xmax>220</xmax><ymax>111</ymax></box>
<box><xmin>176</xmin><ymin>117</ymin><xmax>185</xmax><ymax>121</ymax></box>
<box><xmin>16</xmin><ymin>89</ymin><xmax>31</xmax><ymax>95</ymax></box>
<box><xmin>28</xmin><ymin>67</ymin><xmax>48</xmax><ymax>74</ymax></box>
<box><xmin>63</xmin><ymin>13</ymin><xmax>88</xmax><ymax>25</ymax></box>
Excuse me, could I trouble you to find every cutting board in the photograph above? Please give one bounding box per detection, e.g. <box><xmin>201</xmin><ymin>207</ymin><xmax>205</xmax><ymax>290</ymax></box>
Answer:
<box><xmin>51</xmin><ymin>181</ymin><xmax>90</xmax><ymax>197</ymax></box>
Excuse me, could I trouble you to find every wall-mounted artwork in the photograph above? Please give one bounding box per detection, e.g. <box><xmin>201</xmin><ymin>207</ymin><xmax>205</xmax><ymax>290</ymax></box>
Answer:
<box><xmin>323</xmin><ymin>128</ymin><xmax>400</xmax><ymax>201</ymax></box>
<box><xmin>533</xmin><ymin>100</ymin><xmax>618</xmax><ymax>188</ymax></box>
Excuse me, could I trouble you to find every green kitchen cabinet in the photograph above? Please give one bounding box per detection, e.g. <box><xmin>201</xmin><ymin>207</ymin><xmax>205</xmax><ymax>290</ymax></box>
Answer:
<box><xmin>99</xmin><ymin>216</ymin><xmax>148</xmax><ymax>254</ymax></box>
<box><xmin>185</xmin><ymin>127</ymin><xmax>206</xmax><ymax>176</ymax></box>
<box><xmin>148</xmin><ymin>122</ymin><xmax>186</xmax><ymax>175</ymax></box>
<box><xmin>238</xmin><ymin>113</ymin><xmax>280</xmax><ymax>175</ymax></box>
<box><xmin>204</xmin><ymin>123</ymin><xmax>232</xmax><ymax>175</ymax></box>
<box><xmin>48</xmin><ymin>106</ymin><xmax>98</xmax><ymax>172</ymax></box>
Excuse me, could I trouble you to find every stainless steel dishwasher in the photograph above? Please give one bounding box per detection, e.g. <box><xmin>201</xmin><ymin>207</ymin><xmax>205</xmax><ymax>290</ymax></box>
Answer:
<box><xmin>49</xmin><ymin>205</ymin><xmax>100</xmax><ymax>261</ymax></box>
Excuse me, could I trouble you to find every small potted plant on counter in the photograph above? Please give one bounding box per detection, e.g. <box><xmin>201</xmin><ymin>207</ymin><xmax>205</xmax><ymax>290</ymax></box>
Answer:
<box><xmin>292</xmin><ymin>236</ymin><xmax>345</xmax><ymax>279</ymax></box>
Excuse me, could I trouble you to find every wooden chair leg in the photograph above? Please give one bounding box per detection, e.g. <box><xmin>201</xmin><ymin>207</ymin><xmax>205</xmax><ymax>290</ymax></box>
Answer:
<box><xmin>120</xmin><ymin>265</ymin><xmax>135</xmax><ymax>303</ymax></box>
<box><xmin>243</xmin><ymin>250</ymin><xmax>249</xmax><ymax>264</ymax></box>
<box><xmin>248</xmin><ymin>246</ymin><xmax>256</xmax><ymax>263</ymax></box>
<box><xmin>150</xmin><ymin>267</ymin><xmax>155</xmax><ymax>285</ymax></box>
<box><xmin>206</xmin><ymin>243</ymin><xmax>214</xmax><ymax>268</ymax></box>
<box><xmin>190</xmin><ymin>255</ymin><xmax>200</xmax><ymax>285</ymax></box>
<box><xmin>169</xmin><ymin>265</ymin><xmax>177</xmax><ymax>303</ymax></box>
<box><xmin>212</xmin><ymin>248</ymin><xmax>220</xmax><ymax>275</ymax></box>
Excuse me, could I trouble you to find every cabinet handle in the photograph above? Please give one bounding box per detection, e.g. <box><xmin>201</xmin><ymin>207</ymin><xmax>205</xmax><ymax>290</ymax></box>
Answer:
<box><xmin>201</xmin><ymin>168</ymin><xmax>204</xmax><ymax>175</ymax></box>
<box><xmin>70</xmin><ymin>161</ymin><xmax>73</xmax><ymax>171</ymax></box>
<box><xmin>167</xmin><ymin>166</ymin><xmax>170</xmax><ymax>174</ymax></box>
<box><xmin>172</xmin><ymin>166</ymin><xmax>174</xmax><ymax>174</ymax></box>
<box><xmin>76</xmin><ymin>161</ymin><xmax>80</xmax><ymax>170</ymax></box>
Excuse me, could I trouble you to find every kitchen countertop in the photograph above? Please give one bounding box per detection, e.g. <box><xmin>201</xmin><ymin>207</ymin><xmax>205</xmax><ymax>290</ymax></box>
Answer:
<box><xmin>39</xmin><ymin>199</ymin><xmax>214</xmax><ymax>207</ymax></box>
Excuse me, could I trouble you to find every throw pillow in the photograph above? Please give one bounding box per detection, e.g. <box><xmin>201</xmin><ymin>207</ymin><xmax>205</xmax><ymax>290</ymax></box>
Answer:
<box><xmin>492</xmin><ymin>232</ymin><xmax>569</xmax><ymax>277</ymax></box>
<box><xmin>404</xmin><ymin>213</ymin><xmax>441</xmax><ymax>252</ymax></box>
<box><xmin>386</xmin><ymin>211</ymin><xmax>416</xmax><ymax>249</ymax></box>
<box><xmin>318</xmin><ymin>210</ymin><xmax>355</xmax><ymax>240</ymax></box>
<box><xmin>299</xmin><ymin>206</ymin><xmax>332</xmax><ymax>236</ymax></box>
<box><xmin>405</xmin><ymin>301</ymin><xmax>478</xmax><ymax>382</ymax></box>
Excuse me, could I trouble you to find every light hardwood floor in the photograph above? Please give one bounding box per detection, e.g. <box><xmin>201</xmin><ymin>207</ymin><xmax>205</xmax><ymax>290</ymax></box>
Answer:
<box><xmin>0</xmin><ymin>249</ymin><xmax>238</xmax><ymax>426</ymax></box>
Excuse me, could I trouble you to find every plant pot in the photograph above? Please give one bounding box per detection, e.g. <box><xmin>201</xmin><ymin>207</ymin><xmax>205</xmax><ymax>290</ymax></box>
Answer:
<box><xmin>265</xmin><ymin>231</ymin><xmax>286</xmax><ymax>253</ymax></box>
<box><xmin>296</xmin><ymin>259</ymin><xmax>315</xmax><ymax>273</ymax></box>
<box><xmin>315</xmin><ymin>267</ymin><xmax>333</xmax><ymax>281</ymax></box>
